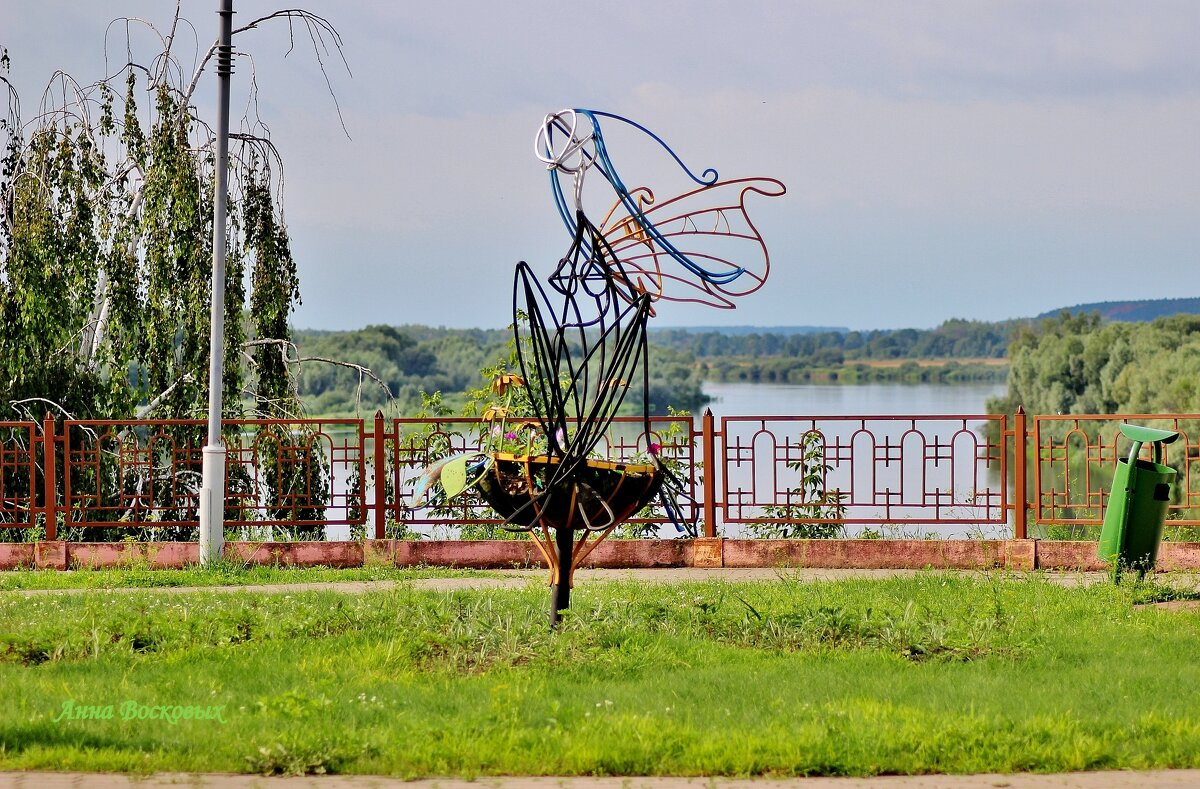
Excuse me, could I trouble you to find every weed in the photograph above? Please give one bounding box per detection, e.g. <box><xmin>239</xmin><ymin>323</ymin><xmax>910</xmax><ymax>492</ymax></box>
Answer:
<box><xmin>1128</xmin><ymin>573</ymin><xmax>1200</xmax><ymax>605</ymax></box>
<box><xmin>247</xmin><ymin>737</ymin><xmax>367</xmax><ymax>776</ymax></box>
<box><xmin>751</xmin><ymin>432</ymin><xmax>847</xmax><ymax>539</ymax></box>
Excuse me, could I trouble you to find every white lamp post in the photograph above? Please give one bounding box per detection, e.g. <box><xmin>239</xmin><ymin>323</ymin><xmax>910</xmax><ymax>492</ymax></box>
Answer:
<box><xmin>199</xmin><ymin>0</ymin><xmax>234</xmax><ymax>565</ymax></box>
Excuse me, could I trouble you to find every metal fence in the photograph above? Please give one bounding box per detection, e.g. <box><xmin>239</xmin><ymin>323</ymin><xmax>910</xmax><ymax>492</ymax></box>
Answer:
<box><xmin>0</xmin><ymin>421</ymin><xmax>40</xmax><ymax>529</ymax></box>
<box><xmin>718</xmin><ymin>413</ymin><xmax>1007</xmax><ymax>527</ymax></box>
<box><xmin>3</xmin><ymin>408</ymin><xmax>1198</xmax><ymax>540</ymax></box>
<box><xmin>1032</xmin><ymin>414</ymin><xmax>1200</xmax><ymax>526</ymax></box>
<box><xmin>58</xmin><ymin>417</ymin><xmax>367</xmax><ymax>529</ymax></box>
<box><xmin>384</xmin><ymin>415</ymin><xmax>696</xmax><ymax>530</ymax></box>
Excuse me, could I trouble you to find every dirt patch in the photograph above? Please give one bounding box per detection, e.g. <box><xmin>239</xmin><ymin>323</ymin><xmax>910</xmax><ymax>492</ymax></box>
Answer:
<box><xmin>6</xmin><ymin>568</ymin><xmax>1122</xmax><ymax>597</ymax></box>
<box><xmin>1136</xmin><ymin>599</ymin><xmax>1200</xmax><ymax>611</ymax></box>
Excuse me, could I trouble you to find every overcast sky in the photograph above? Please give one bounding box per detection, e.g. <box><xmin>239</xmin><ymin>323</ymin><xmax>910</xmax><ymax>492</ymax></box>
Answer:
<box><xmin>3</xmin><ymin>1</ymin><xmax>1198</xmax><ymax>331</ymax></box>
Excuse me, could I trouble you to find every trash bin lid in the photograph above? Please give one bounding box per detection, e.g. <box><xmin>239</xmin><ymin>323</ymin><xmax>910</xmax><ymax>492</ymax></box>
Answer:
<box><xmin>1118</xmin><ymin>423</ymin><xmax>1180</xmax><ymax>445</ymax></box>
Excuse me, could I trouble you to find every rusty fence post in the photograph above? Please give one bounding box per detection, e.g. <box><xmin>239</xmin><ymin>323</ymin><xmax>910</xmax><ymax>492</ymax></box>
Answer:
<box><xmin>1013</xmin><ymin>406</ymin><xmax>1028</xmax><ymax>540</ymax></box>
<box><xmin>701</xmin><ymin>408</ymin><xmax>719</xmax><ymax>538</ymax></box>
<box><xmin>41</xmin><ymin>412</ymin><xmax>58</xmax><ymax>541</ymax></box>
<box><xmin>372</xmin><ymin>410</ymin><xmax>387</xmax><ymax>540</ymax></box>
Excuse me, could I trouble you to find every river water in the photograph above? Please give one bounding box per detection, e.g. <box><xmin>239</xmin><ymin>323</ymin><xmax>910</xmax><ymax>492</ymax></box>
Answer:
<box><xmin>699</xmin><ymin>381</ymin><xmax>1011</xmax><ymax>539</ymax></box>
<box><xmin>702</xmin><ymin>381</ymin><xmax>1007</xmax><ymax>417</ymax></box>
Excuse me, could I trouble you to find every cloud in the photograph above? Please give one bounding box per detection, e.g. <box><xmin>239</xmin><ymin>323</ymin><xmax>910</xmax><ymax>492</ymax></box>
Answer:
<box><xmin>5</xmin><ymin>0</ymin><xmax>1199</xmax><ymax>331</ymax></box>
<box><xmin>621</xmin><ymin>84</ymin><xmax>1200</xmax><ymax>216</ymax></box>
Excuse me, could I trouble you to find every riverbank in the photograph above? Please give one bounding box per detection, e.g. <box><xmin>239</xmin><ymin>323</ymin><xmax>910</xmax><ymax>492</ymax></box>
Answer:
<box><xmin>698</xmin><ymin>358</ymin><xmax>1007</xmax><ymax>385</ymax></box>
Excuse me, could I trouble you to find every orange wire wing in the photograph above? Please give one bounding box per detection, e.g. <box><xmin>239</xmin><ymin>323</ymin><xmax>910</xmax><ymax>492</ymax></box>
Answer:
<box><xmin>598</xmin><ymin>177</ymin><xmax>786</xmax><ymax>309</ymax></box>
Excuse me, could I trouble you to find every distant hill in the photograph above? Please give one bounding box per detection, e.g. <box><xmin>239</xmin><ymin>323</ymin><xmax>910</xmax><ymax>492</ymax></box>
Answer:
<box><xmin>650</xmin><ymin>325</ymin><xmax>848</xmax><ymax>336</ymax></box>
<box><xmin>1037</xmin><ymin>298</ymin><xmax>1200</xmax><ymax>323</ymax></box>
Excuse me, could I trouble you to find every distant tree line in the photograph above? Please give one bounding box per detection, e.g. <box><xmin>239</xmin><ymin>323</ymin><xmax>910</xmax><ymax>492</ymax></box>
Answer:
<box><xmin>293</xmin><ymin>318</ymin><xmax>1022</xmax><ymax>415</ymax></box>
<box><xmin>1035</xmin><ymin>297</ymin><xmax>1200</xmax><ymax>323</ymax></box>
<box><xmin>652</xmin><ymin>318</ymin><xmax>1013</xmax><ymax>361</ymax></box>
<box><xmin>650</xmin><ymin>319</ymin><xmax>1013</xmax><ymax>384</ymax></box>
<box><xmin>293</xmin><ymin>325</ymin><xmax>709</xmax><ymax>416</ymax></box>
<box><xmin>293</xmin><ymin>309</ymin><xmax>1200</xmax><ymax>418</ymax></box>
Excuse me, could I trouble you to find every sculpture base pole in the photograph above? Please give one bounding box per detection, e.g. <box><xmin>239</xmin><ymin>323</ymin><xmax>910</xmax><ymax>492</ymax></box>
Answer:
<box><xmin>549</xmin><ymin>525</ymin><xmax>574</xmax><ymax>628</ymax></box>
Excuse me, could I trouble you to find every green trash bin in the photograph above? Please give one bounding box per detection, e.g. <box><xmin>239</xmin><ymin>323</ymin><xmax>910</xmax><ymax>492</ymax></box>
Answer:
<box><xmin>1098</xmin><ymin>423</ymin><xmax>1180</xmax><ymax>578</ymax></box>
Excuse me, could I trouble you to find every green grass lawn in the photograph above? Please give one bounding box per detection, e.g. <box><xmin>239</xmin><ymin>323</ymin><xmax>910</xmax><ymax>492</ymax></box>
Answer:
<box><xmin>2</xmin><ymin>572</ymin><xmax>1200</xmax><ymax>777</ymax></box>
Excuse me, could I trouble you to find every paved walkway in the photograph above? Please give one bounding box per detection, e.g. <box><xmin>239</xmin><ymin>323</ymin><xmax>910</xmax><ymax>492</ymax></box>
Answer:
<box><xmin>6</xmin><ymin>567</ymin><xmax>1120</xmax><ymax>597</ymax></box>
<box><xmin>3</xmin><ymin>770</ymin><xmax>1200</xmax><ymax>788</ymax></box>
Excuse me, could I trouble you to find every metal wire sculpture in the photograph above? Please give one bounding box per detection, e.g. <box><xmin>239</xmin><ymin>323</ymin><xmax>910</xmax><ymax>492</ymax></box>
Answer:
<box><xmin>435</xmin><ymin>108</ymin><xmax>785</xmax><ymax>625</ymax></box>
<box><xmin>538</xmin><ymin>109</ymin><xmax>786</xmax><ymax>309</ymax></box>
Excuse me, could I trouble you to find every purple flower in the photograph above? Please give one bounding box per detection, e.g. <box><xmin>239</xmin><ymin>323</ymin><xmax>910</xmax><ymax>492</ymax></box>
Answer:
<box><xmin>649</xmin><ymin>442</ymin><xmax>662</xmax><ymax>455</ymax></box>
<box><xmin>553</xmin><ymin>428</ymin><xmax>566</xmax><ymax>446</ymax></box>
<box><xmin>504</xmin><ymin>431</ymin><xmax>518</xmax><ymax>441</ymax></box>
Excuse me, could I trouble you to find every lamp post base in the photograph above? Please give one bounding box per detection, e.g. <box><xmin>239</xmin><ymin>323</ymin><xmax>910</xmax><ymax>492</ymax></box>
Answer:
<box><xmin>198</xmin><ymin>445</ymin><xmax>226</xmax><ymax>566</ymax></box>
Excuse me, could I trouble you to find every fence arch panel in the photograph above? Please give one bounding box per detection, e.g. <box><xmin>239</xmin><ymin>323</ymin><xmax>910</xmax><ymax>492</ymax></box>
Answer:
<box><xmin>719</xmin><ymin>414</ymin><xmax>1007</xmax><ymax>531</ymax></box>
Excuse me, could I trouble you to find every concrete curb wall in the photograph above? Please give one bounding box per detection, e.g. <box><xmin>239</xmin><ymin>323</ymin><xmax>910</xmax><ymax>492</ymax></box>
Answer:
<box><xmin>3</xmin><ymin>538</ymin><xmax>1200</xmax><ymax>572</ymax></box>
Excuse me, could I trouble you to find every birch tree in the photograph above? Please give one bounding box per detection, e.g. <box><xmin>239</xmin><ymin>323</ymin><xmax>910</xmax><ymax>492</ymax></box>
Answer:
<box><xmin>0</xmin><ymin>7</ymin><xmax>346</xmax><ymax>541</ymax></box>
<box><xmin>0</xmin><ymin>6</ymin><xmax>345</xmax><ymax>422</ymax></box>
